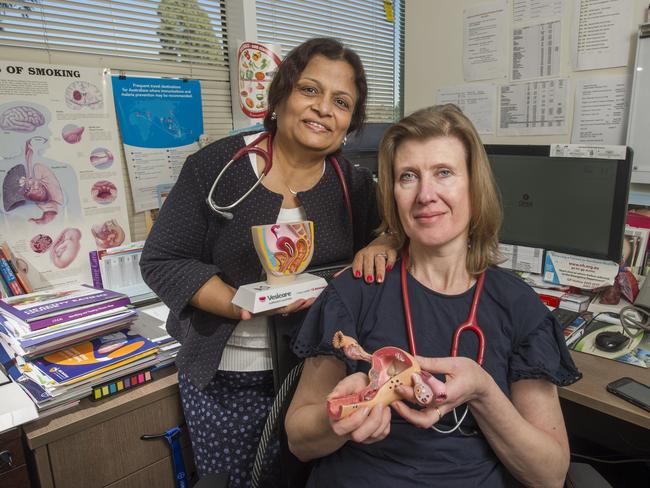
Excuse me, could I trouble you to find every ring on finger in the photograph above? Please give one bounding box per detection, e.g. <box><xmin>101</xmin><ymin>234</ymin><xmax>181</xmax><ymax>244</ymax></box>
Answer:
<box><xmin>434</xmin><ymin>406</ymin><xmax>442</xmax><ymax>422</ymax></box>
<box><xmin>375</xmin><ymin>252</ymin><xmax>389</xmax><ymax>260</ymax></box>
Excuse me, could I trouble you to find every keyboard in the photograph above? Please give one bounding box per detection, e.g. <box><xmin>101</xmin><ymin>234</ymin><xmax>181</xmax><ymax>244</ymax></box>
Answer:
<box><xmin>551</xmin><ymin>307</ymin><xmax>581</xmax><ymax>328</ymax></box>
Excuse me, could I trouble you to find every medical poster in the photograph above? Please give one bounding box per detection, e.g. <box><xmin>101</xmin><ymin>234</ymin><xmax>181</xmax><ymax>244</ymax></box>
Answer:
<box><xmin>111</xmin><ymin>76</ymin><xmax>203</xmax><ymax>212</ymax></box>
<box><xmin>0</xmin><ymin>61</ymin><xmax>131</xmax><ymax>290</ymax></box>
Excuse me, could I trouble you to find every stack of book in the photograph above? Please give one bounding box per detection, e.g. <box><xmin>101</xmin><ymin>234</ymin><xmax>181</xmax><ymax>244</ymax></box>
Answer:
<box><xmin>0</xmin><ymin>284</ymin><xmax>160</xmax><ymax>411</ymax></box>
<box><xmin>0</xmin><ymin>242</ymin><xmax>33</xmax><ymax>298</ymax></box>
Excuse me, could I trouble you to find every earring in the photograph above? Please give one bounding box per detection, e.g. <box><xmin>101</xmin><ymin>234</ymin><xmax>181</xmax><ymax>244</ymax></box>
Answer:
<box><xmin>342</xmin><ymin>136</ymin><xmax>347</xmax><ymax>146</ymax></box>
<box><xmin>270</xmin><ymin>111</ymin><xmax>277</xmax><ymax>120</ymax></box>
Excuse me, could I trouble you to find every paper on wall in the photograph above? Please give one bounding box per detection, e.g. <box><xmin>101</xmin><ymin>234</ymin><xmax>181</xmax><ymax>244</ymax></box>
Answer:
<box><xmin>498</xmin><ymin>78</ymin><xmax>568</xmax><ymax>135</ymax></box>
<box><xmin>463</xmin><ymin>2</ymin><xmax>508</xmax><ymax>81</ymax></box>
<box><xmin>543</xmin><ymin>251</ymin><xmax>618</xmax><ymax>289</ymax></box>
<box><xmin>512</xmin><ymin>21</ymin><xmax>561</xmax><ymax>81</ymax></box>
<box><xmin>0</xmin><ymin>61</ymin><xmax>131</xmax><ymax>289</ymax></box>
<box><xmin>512</xmin><ymin>0</ymin><xmax>563</xmax><ymax>23</ymax></box>
<box><xmin>572</xmin><ymin>0</ymin><xmax>635</xmax><ymax>71</ymax></box>
<box><xmin>571</xmin><ymin>75</ymin><xmax>630</xmax><ymax>145</ymax></box>
<box><xmin>436</xmin><ymin>84</ymin><xmax>496</xmax><ymax>134</ymax></box>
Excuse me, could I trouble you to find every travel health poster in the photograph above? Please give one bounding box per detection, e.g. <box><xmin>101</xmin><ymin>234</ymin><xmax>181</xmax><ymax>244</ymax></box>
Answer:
<box><xmin>111</xmin><ymin>77</ymin><xmax>203</xmax><ymax>212</ymax></box>
<box><xmin>0</xmin><ymin>61</ymin><xmax>131</xmax><ymax>290</ymax></box>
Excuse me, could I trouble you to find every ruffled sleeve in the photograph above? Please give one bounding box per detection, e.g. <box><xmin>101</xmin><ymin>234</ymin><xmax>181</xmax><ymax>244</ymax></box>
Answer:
<box><xmin>509</xmin><ymin>313</ymin><xmax>582</xmax><ymax>386</ymax></box>
<box><xmin>291</xmin><ymin>284</ymin><xmax>360</xmax><ymax>372</ymax></box>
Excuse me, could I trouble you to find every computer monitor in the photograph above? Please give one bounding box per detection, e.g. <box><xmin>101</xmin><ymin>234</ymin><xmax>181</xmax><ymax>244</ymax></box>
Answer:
<box><xmin>341</xmin><ymin>123</ymin><xmax>392</xmax><ymax>176</ymax></box>
<box><xmin>484</xmin><ymin>145</ymin><xmax>632</xmax><ymax>262</ymax></box>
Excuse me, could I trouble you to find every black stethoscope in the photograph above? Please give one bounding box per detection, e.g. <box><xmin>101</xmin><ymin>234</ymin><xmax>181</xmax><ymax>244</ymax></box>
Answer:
<box><xmin>206</xmin><ymin>131</ymin><xmax>352</xmax><ymax>222</ymax></box>
<box><xmin>400</xmin><ymin>249</ymin><xmax>486</xmax><ymax>434</ymax></box>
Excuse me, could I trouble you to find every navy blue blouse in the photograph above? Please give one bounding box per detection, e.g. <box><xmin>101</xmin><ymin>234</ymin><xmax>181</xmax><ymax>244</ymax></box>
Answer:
<box><xmin>291</xmin><ymin>263</ymin><xmax>581</xmax><ymax>487</ymax></box>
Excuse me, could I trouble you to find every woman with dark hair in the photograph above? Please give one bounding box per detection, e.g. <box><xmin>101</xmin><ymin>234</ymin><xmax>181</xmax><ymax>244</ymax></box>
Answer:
<box><xmin>140</xmin><ymin>37</ymin><xmax>398</xmax><ymax>485</ymax></box>
<box><xmin>286</xmin><ymin>105</ymin><xmax>581</xmax><ymax>486</ymax></box>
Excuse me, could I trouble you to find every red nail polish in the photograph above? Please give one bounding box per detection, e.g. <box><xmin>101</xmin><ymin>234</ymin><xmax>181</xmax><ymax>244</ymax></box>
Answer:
<box><xmin>386</xmin><ymin>264</ymin><xmax>393</xmax><ymax>272</ymax></box>
<box><xmin>354</xmin><ymin>270</ymin><xmax>361</xmax><ymax>278</ymax></box>
<box><xmin>366</xmin><ymin>275</ymin><xmax>374</xmax><ymax>283</ymax></box>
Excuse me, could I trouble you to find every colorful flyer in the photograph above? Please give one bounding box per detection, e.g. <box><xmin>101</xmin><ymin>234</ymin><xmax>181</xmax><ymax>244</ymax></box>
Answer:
<box><xmin>111</xmin><ymin>76</ymin><xmax>203</xmax><ymax>212</ymax></box>
<box><xmin>0</xmin><ymin>61</ymin><xmax>131</xmax><ymax>289</ymax></box>
<box><xmin>543</xmin><ymin>251</ymin><xmax>618</xmax><ymax>290</ymax></box>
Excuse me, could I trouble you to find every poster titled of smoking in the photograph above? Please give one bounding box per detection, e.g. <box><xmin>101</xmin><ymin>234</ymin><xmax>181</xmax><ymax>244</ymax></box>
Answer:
<box><xmin>111</xmin><ymin>77</ymin><xmax>203</xmax><ymax>213</ymax></box>
<box><xmin>0</xmin><ymin>61</ymin><xmax>131</xmax><ymax>289</ymax></box>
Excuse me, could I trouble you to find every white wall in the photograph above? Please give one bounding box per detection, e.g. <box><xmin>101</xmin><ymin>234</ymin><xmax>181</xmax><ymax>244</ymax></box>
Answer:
<box><xmin>404</xmin><ymin>0</ymin><xmax>648</xmax><ymax>147</ymax></box>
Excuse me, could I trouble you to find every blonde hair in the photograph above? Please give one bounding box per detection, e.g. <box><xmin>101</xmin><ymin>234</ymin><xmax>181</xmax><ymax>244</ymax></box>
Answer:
<box><xmin>377</xmin><ymin>104</ymin><xmax>502</xmax><ymax>274</ymax></box>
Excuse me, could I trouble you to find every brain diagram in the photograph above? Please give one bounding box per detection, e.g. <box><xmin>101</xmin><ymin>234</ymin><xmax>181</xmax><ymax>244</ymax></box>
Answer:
<box><xmin>65</xmin><ymin>81</ymin><xmax>103</xmax><ymax>110</ymax></box>
<box><xmin>0</xmin><ymin>105</ymin><xmax>46</xmax><ymax>132</ymax></box>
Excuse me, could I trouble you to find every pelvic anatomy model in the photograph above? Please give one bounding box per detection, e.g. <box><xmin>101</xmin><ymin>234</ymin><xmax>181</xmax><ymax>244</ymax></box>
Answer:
<box><xmin>327</xmin><ymin>332</ymin><xmax>447</xmax><ymax>420</ymax></box>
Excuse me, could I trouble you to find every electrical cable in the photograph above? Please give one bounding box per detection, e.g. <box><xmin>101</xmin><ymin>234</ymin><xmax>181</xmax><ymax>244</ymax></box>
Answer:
<box><xmin>571</xmin><ymin>452</ymin><xmax>650</xmax><ymax>464</ymax></box>
<box><xmin>619</xmin><ymin>305</ymin><xmax>650</xmax><ymax>338</ymax></box>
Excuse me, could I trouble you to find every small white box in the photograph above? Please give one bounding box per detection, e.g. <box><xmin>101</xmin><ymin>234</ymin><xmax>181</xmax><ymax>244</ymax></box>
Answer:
<box><xmin>231</xmin><ymin>273</ymin><xmax>328</xmax><ymax>314</ymax></box>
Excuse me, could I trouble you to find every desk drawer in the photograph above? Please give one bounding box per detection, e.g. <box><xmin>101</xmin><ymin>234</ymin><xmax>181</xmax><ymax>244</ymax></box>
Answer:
<box><xmin>0</xmin><ymin>428</ymin><xmax>27</xmax><ymax>474</ymax></box>
<box><xmin>0</xmin><ymin>463</ymin><xmax>31</xmax><ymax>487</ymax></box>
<box><xmin>47</xmin><ymin>392</ymin><xmax>189</xmax><ymax>488</ymax></box>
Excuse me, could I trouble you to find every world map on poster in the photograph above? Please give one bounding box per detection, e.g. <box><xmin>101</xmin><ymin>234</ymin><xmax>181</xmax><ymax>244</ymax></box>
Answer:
<box><xmin>112</xmin><ymin>77</ymin><xmax>203</xmax><ymax>212</ymax></box>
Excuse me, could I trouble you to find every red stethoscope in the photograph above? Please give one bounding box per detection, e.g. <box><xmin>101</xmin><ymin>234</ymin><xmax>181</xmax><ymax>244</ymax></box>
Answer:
<box><xmin>206</xmin><ymin>131</ymin><xmax>352</xmax><ymax>222</ymax></box>
<box><xmin>400</xmin><ymin>249</ymin><xmax>486</xmax><ymax>364</ymax></box>
<box><xmin>400</xmin><ymin>250</ymin><xmax>486</xmax><ymax>434</ymax></box>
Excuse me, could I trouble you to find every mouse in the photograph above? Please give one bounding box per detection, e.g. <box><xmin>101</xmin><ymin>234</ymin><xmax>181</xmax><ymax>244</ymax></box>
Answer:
<box><xmin>594</xmin><ymin>331</ymin><xmax>630</xmax><ymax>352</ymax></box>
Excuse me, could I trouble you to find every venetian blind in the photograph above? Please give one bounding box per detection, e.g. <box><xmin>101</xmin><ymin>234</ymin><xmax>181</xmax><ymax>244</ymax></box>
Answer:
<box><xmin>256</xmin><ymin>0</ymin><xmax>404</xmax><ymax>122</ymax></box>
<box><xmin>0</xmin><ymin>0</ymin><xmax>233</xmax><ymax>240</ymax></box>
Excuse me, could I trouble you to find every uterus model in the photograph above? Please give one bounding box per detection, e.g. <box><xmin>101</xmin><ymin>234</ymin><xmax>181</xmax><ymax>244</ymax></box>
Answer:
<box><xmin>252</xmin><ymin>222</ymin><xmax>314</xmax><ymax>284</ymax></box>
<box><xmin>2</xmin><ymin>136</ymin><xmax>64</xmax><ymax>224</ymax></box>
<box><xmin>327</xmin><ymin>332</ymin><xmax>448</xmax><ymax>420</ymax></box>
<box><xmin>232</xmin><ymin>220</ymin><xmax>327</xmax><ymax>313</ymax></box>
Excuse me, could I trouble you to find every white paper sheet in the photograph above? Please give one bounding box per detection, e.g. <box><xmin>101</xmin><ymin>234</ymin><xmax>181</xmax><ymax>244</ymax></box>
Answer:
<box><xmin>571</xmin><ymin>75</ymin><xmax>630</xmax><ymax>144</ymax></box>
<box><xmin>463</xmin><ymin>2</ymin><xmax>508</xmax><ymax>81</ymax></box>
<box><xmin>498</xmin><ymin>78</ymin><xmax>568</xmax><ymax>135</ymax></box>
<box><xmin>513</xmin><ymin>0</ymin><xmax>564</xmax><ymax>23</ymax></box>
<box><xmin>498</xmin><ymin>243</ymin><xmax>544</xmax><ymax>274</ymax></box>
<box><xmin>512</xmin><ymin>21</ymin><xmax>561</xmax><ymax>81</ymax></box>
<box><xmin>572</xmin><ymin>0</ymin><xmax>635</xmax><ymax>71</ymax></box>
<box><xmin>436</xmin><ymin>84</ymin><xmax>497</xmax><ymax>134</ymax></box>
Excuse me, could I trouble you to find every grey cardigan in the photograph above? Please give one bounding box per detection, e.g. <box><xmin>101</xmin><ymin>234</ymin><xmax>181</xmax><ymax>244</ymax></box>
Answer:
<box><xmin>140</xmin><ymin>133</ymin><xmax>380</xmax><ymax>389</ymax></box>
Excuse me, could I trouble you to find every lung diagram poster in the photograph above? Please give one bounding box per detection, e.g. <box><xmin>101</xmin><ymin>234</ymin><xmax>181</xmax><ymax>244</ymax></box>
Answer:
<box><xmin>111</xmin><ymin>77</ymin><xmax>203</xmax><ymax>213</ymax></box>
<box><xmin>0</xmin><ymin>61</ymin><xmax>131</xmax><ymax>289</ymax></box>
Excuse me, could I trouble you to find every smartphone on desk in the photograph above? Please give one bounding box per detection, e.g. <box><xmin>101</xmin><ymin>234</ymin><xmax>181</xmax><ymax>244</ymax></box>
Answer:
<box><xmin>606</xmin><ymin>377</ymin><xmax>650</xmax><ymax>412</ymax></box>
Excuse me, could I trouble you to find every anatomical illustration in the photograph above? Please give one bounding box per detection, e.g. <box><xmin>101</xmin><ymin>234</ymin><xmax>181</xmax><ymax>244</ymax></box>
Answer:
<box><xmin>50</xmin><ymin>227</ymin><xmax>82</xmax><ymax>268</ymax></box>
<box><xmin>91</xmin><ymin>180</ymin><xmax>117</xmax><ymax>204</ymax></box>
<box><xmin>251</xmin><ymin>221</ymin><xmax>314</xmax><ymax>283</ymax></box>
<box><xmin>91</xmin><ymin>219</ymin><xmax>125</xmax><ymax>249</ymax></box>
<box><xmin>30</xmin><ymin>234</ymin><xmax>53</xmax><ymax>253</ymax></box>
<box><xmin>65</xmin><ymin>80</ymin><xmax>103</xmax><ymax>110</ymax></box>
<box><xmin>62</xmin><ymin>124</ymin><xmax>84</xmax><ymax>144</ymax></box>
<box><xmin>327</xmin><ymin>332</ymin><xmax>447</xmax><ymax>420</ymax></box>
<box><xmin>3</xmin><ymin>136</ymin><xmax>64</xmax><ymax>224</ymax></box>
<box><xmin>0</xmin><ymin>102</ymin><xmax>82</xmax><ymax>226</ymax></box>
<box><xmin>89</xmin><ymin>147</ymin><xmax>114</xmax><ymax>169</ymax></box>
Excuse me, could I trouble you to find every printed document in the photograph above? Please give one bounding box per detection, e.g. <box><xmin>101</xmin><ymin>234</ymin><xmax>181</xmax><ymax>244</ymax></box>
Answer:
<box><xmin>512</xmin><ymin>21</ymin><xmax>561</xmax><ymax>81</ymax></box>
<box><xmin>437</xmin><ymin>84</ymin><xmax>496</xmax><ymax>134</ymax></box>
<box><xmin>513</xmin><ymin>0</ymin><xmax>563</xmax><ymax>23</ymax></box>
<box><xmin>498</xmin><ymin>79</ymin><xmax>568</xmax><ymax>136</ymax></box>
<box><xmin>463</xmin><ymin>2</ymin><xmax>508</xmax><ymax>81</ymax></box>
<box><xmin>571</xmin><ymin>75</ymin><xmax>630</xmax><ymax>145</ymax></box>
<box><xmin>572</xmin><ymin>0</ymin><xmax>635</xmax><ymax>70</ymax></box>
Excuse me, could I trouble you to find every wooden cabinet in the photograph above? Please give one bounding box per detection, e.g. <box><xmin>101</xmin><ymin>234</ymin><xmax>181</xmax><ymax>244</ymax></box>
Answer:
<box><xmin>23</xmin><ymin>369</ymin><xmax>196</xmax><ymax>488</ymax></box>
<box><xmin>0</xmin><ymin>427</ymin><xmax>32</xmax><ymax>488</ymax></box>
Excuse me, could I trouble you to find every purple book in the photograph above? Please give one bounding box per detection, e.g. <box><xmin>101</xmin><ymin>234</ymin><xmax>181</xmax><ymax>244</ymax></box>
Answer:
<box><xmin>28</xmin><ymin>297</ymin><xmax>132</xmax><ymax>332</ymax></box>
<box><xmin>0</xmin><ymin>285</ymin><xmax>128</xmax><ymax>325</ymax></box>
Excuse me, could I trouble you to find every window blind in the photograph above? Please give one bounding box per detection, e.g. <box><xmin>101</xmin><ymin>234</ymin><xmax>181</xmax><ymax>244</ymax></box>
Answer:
<box><xmin>256</xmin><ymin>0</ymin><xmax>404</xmax><ymax>122</ymax></box>
<box><xmin>0</xmin><ymin>0</ymin><xmax>233</xmax><ymax>241</ymax></box>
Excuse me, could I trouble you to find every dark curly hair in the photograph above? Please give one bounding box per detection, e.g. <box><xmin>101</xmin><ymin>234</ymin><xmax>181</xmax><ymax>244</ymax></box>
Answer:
<box><xmin>263</xmin><ymin>37</ymin><xmax>367</xmax><ymax>135</ymax></box>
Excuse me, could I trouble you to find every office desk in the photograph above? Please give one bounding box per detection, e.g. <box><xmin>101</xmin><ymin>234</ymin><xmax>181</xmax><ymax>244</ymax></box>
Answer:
<box><xmin>560</xmin><ymin>351</ymin><xmax>650</xmax><ymax>429</ymax></box>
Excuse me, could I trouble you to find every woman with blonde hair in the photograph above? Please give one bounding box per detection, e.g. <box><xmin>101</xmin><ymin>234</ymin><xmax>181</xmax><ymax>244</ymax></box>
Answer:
<box><xmin>286</xmin><ymin>104</ymin><xmax>581</xmax><ymax>487</ymax></box>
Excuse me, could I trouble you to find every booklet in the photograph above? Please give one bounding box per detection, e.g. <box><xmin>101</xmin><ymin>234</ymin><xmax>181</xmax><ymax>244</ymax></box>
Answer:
<box><xmin>0</xmin><ymin>284</ymin><xmax>129</xmax><ymax>331</ymax></box>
